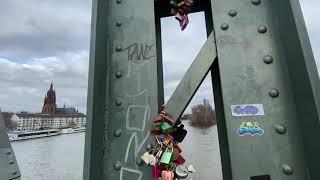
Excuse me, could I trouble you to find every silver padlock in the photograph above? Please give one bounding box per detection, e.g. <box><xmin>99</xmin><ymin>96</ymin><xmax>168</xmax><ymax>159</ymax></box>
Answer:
<box><xmin>175</xmin><ymin>165</ymin><xmax>188</xmax><ymax>179</ymax></box>
<box><xmin>148</xmin><ymin>154</ymin><xmax>157</xmax><ymax>166</ymax></box>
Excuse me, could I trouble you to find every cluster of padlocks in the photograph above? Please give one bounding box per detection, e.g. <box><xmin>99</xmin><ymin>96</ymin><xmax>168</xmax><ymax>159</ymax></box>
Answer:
<box><xmin>169</xmin><ymin>0</ymin><xmax>194</xmax><ymax>31</ymax></box>
<box><xmin>141</xmin><ymin>108</ymin><xmax>195</xmax><ymax>179</ymax></box>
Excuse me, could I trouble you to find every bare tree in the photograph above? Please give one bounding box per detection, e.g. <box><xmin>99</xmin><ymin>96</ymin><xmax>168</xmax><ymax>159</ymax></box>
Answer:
<box><xmin>190</xmin><ymin>103</ymin><xmax>216</xmax><ymax>127</ymax></box>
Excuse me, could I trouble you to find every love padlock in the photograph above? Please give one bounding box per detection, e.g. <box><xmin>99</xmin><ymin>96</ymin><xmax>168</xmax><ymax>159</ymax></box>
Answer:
<box><xmin>174</xmin><ymin>154</ymin><xmax>185</xmax><ymax>164</ymax></box>
<box><xmin>152</xmin><ymin>165</ymin><xmax>162</xmax><ymax>178</ymax></box>
<box><xmin>141</xmin><ymin>152</ymin><xmax>151</xmax><ymax>164</ymax></box>
<box><xmin>172</xmin><ymin>124</ymin><xmax>187</xmax><ymax>143</ymax></box>
<box><xmin>160</xmin><ymin>147</ymin><xmax>173</xmax><ymax>164</ymax></box>
<box><xmin>161</xmin><ymin>122</ymin><xmax>173</xmax><ymax>134</ymax></box>
<box><xmin>149</xmin><ymin>154</ymin><xmax>157</xmax><ymax>166</ymax></box>
<box><xmin>156</xmin><ymin>148</ymin><xmax>164</xmax><ymax>159</ymax></box>
<box><xmin>175</xmin><ymin>165</ymin><xmax>189</xmax><ymax>179</ymax></box>
<box><xmin>170</xmin><ymin>147</ymin><xmax>181</xmax><ymax>161</ymax></box>
<box><xmin>163</xmin><ymin>134</ymin><xmax>174</xmax><ymax>147</ymax></box>
<box><xmin>160</xmin><ymin>113</ymin><xmax>174</xmax><ymax>125</ymax></box>
<box><xmin>153</xmin><ymin>114</ymin><xmax>163</xmax><ymax>123</ymax></box>
<box><xmin>161</xmin><ymin>170</ymin><xmax>174</xmax><ymax>180</ymax></box>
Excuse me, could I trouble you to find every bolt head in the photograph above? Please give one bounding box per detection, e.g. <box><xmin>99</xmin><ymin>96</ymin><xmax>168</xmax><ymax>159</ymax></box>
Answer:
<box><xmin>274</xmin><ymin>124</ymin><xmax>286</xmax><ymax>134</ymax></box>
<box><xmin>221</xmin><ymin>23</ymin><xmax>229</xmax><ymax>30</ymax></box>
<box><xmin>263</xmin><ymin>55</ymin><xmax>273</xmax><ymax>64</ymax></box>
<box><xmin>11</xmin><ymin>171</ymin><xmax>17</xmax><ymax>175</ymax></box>
<box><xmin>116</xmin><ymin>45</ymin><xmax>122</xmax><ymax>52</ymax></box>
<box><xmin>116</xmin><ymin>0</ymin><xmax>122</xmax><ymax>4</ymax></box>
<box><xmin>113</xmin><ymin>161</ymin><xmax>122</xmax><ymax>171</ymax></box>
<box><xmin>9</xmin><ymin>160</ymin><xmax>14</xmax><ymax>164</ymax></box>
<box><xmin>114</xmin><ymin>129</ymin><xmax>122</xmax><ymax>137</ymax></box>
<box><xmin>6</xmin><ymin>150</ymin><xmax>11</xmax><ymax>155</ymax></box>
<box><xmin>228</xmin><ymin>10</ymin><xmax>237</xmax><ymax>17</ymax></box>
<box><xmin>251</xmin><ymin>0</ymin><xmax>261</xmax><ymax>5</ymax></box>
<box><xmin>282</xmin><ymin>164</ymin><xmax>294</xmax><ymax>175</ymax></box>
<box><xmin>115</xmin><ymin>71</ymin><xmax>122</xmax><ymax>78</ymax></box>
<box><xmin>116</xmin><ymin>21</ymin><xmax>122</xmax><ymax>27</ymax></box>
<box><xmin>115</xmin><ymin>98</ymin><xmax>122</xmax><ymax>106</ymax></box>
<box><xmin>269</xmin><ymin>89</ymin><xmax>279</xmax><ymax>98</ymax></box>
<box><xmin>258</xmin><ymin>25</ymin><xmax>267</xmax><ymax>34</ymax></box>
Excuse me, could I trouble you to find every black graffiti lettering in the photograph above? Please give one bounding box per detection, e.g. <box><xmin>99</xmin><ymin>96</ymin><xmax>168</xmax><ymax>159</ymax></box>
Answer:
<box><xmin>122</xmin><ymin>43</ymin><xmax>155</xmax><ymax>61</ymax></box>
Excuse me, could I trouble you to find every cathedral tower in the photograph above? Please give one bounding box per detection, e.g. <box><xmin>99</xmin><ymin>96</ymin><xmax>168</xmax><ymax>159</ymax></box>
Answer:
<box><xmin>41</xmin><ymin>83</ymin><xmax>57</xmax><ymax>114</ymax></box>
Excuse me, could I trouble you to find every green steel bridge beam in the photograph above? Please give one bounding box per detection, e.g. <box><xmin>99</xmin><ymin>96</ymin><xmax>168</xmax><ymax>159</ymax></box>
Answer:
<box><xmin>83</xmin><ymin>0</ymin><xmax>320</xmax><ymax>179</ymax></box>
<box><xmin>0</xmin><ymin>113</ymin><xmax>20</xmax><ymax>180</ymax></box>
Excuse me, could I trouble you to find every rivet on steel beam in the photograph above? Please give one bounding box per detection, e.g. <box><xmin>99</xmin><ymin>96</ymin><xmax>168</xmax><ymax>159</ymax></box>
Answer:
<box><xmin>6</xmin><ymin>150</ymin><xmax>11</xmax><ymax>155</ymax></box>
<box><xmin>11</xmin><ymin>171</ymin><xmax>17</xmax><ymax>175</ymax></box>
<box><xmin>136</xmin><ymin>158</ymin><xmax>143</xmax><ymax>166</ymax></box>
<box><xmin>221</xmin><ymin>23</ymin><xmax>229</xmax><ymax>30</ymax></box>
<box><xmin>113</xmin><ymin>161</ymin><xmax>122</xmax><ymax>171</ymax></box>
<box><xmin>8</xmin><ymin>160</ymin><xmax>14</xmax><ymax>164</ymax></box>
<box><xmin>146</xmin><ymin>144</ymin><xmax>153</xmax><ymax>151</ymax></box>
<box><xmin>116</xmin><ymin>0</ymin><xmax>122</xmax><ymax>4</ymax></box>
<box><xmin>114</xmin><ymin>129</ymin><xmax>122</xmax><ymax>137</ymax></box>
<box><xmin>258</xmin><ymin>25</ymin><xmax>267</xmax><ymax>34</ymax></box>
<box><xmin>263</xmin><ymin>55</ymin><xmax>274</xmax><ymax>64</ymax></box>
<box><xmin>281</xmin><ymin>164</ymin><xmax>294</xmax><ymax>175</ymax></box>
<box><xmin>269</xmin><ymin>89</ymin><xmax>279</xmax><ymax>98</ymax></box>
<box><xmin>115</xmin><ymin>71</ymin><xmax>122</xmax><ymax>78</ymax></box>
<box><xmin>116</xmin><ymin>21</ymin><xmax>122</xmax><ymax>27</ymax></box>
<box><xmin>115</xmin><ymin>98</ymin><xmax>122</xmax><ymax>106</ymax></box>
<box><xmin>116</xmin><ymin>45</ymin><xmax>122</xmax><ymax>52</ymax></box>
<box><xmin>274</xmin><ymin>124</ymin><xmax>286</xmax><ymax>134</ymax></box>
<box><xmin>228</xmin><ymin>10</ymin><xmax>237</xmax><ymax>17</ymax></box>
<box><xmin>251</xmin><ymin>0</ymin><xmax>261</xmax><ymax>5</ymax></box>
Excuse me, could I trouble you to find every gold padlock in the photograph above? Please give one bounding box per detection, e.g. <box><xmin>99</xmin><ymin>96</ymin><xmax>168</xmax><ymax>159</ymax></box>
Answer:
<box><xmin>156</xmin><ymin>149</ymin><xmax>163</xmax><ymax>158</ymax></box>
<box><xmin>141</xmin><ymin>152</ymin><xmax>151</xmax><ymax>164</ymax></box>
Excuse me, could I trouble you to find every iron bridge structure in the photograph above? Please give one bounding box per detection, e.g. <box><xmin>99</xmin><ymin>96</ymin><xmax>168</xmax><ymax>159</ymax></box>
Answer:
<box><xmin>1</xmin><ymin>0</ymin><xmax>320</xmax><ymax>179</ymax></box>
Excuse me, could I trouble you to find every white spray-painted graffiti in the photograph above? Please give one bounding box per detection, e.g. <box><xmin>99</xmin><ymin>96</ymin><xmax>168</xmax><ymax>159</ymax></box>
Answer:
<box><xmin>119</xmin><ymin>43</ymin><xmax>155</xmax><ymax>179</ymax></box>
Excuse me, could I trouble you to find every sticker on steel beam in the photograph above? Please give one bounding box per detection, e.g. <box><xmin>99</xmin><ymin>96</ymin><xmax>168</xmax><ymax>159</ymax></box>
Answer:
<box><xmin>231</xmin><ymin>104</ymin><xmax>264</xmax><ymax>117</ymax></box>
<box><xmin>237</xmin><ymin>122</ymin><xmax>264</xmax><ymax>136</ymax></box>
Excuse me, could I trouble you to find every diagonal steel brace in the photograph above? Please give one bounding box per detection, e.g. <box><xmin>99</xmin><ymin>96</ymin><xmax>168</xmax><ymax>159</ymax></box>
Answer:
<box><xmin>163</xmin><ymin>32</ymin><xmax>217</xmax><ymax>124</ymax></box>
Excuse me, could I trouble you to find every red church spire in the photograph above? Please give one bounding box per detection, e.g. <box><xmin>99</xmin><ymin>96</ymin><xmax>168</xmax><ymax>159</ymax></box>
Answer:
<box><xmin>42</xmin><ymin>83</ymin><xmax>57</xmax><ymax>114</ymax></box>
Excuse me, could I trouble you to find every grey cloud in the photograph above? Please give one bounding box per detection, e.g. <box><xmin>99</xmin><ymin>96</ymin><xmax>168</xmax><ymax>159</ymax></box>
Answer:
<box><xmin>0</xmin><ymin>0</ymin><xmax>91</xmax><ymax>60</ymax></box>
<box><xmin>0</xmin><ymin>51</ymin><xmax>89</xmax><ymax>113</ymax></box>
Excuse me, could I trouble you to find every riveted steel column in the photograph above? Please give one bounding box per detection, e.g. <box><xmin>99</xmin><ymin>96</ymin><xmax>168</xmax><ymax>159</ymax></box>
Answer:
<box><xmin>0</xmin><ymin>114</ymin><xmax>20</xmax><ymax>180</ymax></box>
<box><xmin>84</xmin><ymin>0</ymin><xmax>160</xmax><ymax>179</ymax></box>
<box><xmin>210</xmin><ymin>0</ymin><xmax>320</xmax><ymax>179</ymax></box>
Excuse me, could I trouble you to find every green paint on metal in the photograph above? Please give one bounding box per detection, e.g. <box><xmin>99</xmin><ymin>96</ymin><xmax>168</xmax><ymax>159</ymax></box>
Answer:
<box><xmin>0</xmin><ymin>113</ymin><xmax>20</xmax><ymax>180</ymax></box>
<box><xmin>84</xmin><ymin>0</ymin><xmax>161</xmax><ymax>179</ymax></box>
<box><xmin>84</xmin><ymin>0</ymin><xmax>320</xmax><ymax>180</ymax></box>
<box><xmin>164</xmin><ymin>32</ymin><xmax>217</xmax><ymax>123</ymax></box>
<box><xmin>83</xmin><ymin>0</ymin><xmax>110</xmax><ymax>179</ymax></box>
<box><xmin>210</xmin><ymin>0</ymin><xmax>320</xmax><ymax>179</ymax></box>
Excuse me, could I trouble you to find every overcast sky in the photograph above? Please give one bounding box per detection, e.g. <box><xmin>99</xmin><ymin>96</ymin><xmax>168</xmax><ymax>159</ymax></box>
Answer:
<box><xmin>0</xmin><ymin>0</ymin><xmax>319</xmax><ymax>114</ymax></box>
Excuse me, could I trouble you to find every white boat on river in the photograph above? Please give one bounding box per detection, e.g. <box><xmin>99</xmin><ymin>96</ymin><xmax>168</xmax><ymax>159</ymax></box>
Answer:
<box><xmin>8</xmin><ymin>129</ymin><xmax>61</xmax><ymax>141</ymax></box>
<box><xmin>61</xmin><ymin>127</ymin><xmax>85</xmax><ymax>134</ymax></box>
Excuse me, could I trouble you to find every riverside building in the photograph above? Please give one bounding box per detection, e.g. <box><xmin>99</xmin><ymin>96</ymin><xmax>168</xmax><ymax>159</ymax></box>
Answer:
<box><xmin>11</xmin><ymin>83</ymin><xmax>86</xmax><ymax>131</ymax></box>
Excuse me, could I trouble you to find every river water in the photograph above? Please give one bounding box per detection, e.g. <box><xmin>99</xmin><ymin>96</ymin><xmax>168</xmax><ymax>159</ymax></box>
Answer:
<box><xmin>11</xmin><ymin>122</ymin><xmax>222</xmax><ymax>180</ymax></box>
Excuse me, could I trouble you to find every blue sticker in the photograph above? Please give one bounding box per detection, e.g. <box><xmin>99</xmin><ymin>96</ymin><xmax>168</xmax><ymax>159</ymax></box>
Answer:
<box><xmin>231</xmin><ymin>104</ymin><xmax>264</xmax><ymax>117</ymax></box>
<box><xmin>237</xmin><ymin>122</ymin><xmax>264</xmax><ymax>136</ymax></box>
